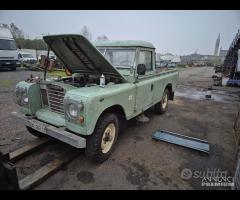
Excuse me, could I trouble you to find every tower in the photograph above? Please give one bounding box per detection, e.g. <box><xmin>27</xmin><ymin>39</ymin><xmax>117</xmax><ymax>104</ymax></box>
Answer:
<box><xmin>214</xmin><ymin>33</ymin><xmax>220</xmax><ymax>56</ymax></box>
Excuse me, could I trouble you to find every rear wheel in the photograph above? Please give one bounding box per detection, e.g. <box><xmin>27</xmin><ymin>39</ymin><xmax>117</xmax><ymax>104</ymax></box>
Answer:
<box><xmin>155</xmin><ymin>88</ymin><xmax>169</xmax><ymax>114</ymax></box>
<box><xmin>26</xmin><ymin>126</ymin><xmax>45</xmax><ymax>137</ymax></box>
<box><xmin>10</xmin><ymin>67</ymin><xmax>16</xmax><ymax>71</ymax></box>
<box><xmin>85</xmin><ymin>113</ymin><xmax>119</xmax><ymax>163</ymax></box>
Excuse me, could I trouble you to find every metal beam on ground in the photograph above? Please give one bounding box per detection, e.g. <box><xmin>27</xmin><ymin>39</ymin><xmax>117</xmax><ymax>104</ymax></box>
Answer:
<box><xmin>152</xmin><ymin>130</ymin><xmax>210</xmax><ymax>154</ymax></box>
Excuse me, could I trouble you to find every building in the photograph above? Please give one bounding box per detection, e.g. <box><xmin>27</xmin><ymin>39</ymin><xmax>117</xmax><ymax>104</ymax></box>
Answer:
<box><xmin>179</xmin><ymin>33</ymin><xmax>228</xmax><ymax>66</ymax></box>
<box><xmin>214</xmin><ymin>33</ymin><xmax>220</xmax><ymax>56</ymax></box>
<box><xmin>219</xmin><ymin>48</ymin><xmax>228</xmax><ymax>57</ymax></box>
<box><xmin>156</xmin><ymin>53</ymin><xmax>180</xmax><ymax>67</ymax></box>
<box><xmin>180</xmin><ymin>53</ymin><xmax>223</xmax><ymax>66</ymax></box>
<box><xmin>223</xmin><ymin>29</ymin><xmax>240</xmax><ymax>80</ymax></box>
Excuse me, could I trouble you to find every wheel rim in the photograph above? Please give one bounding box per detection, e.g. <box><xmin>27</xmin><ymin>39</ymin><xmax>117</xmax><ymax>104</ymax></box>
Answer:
<box><xmin>162</xmin><ymin>93</ymin><xmax>168</xmax><ymax>109</ymax></box>
<box><xmin>101</xmin><ymin>123</ymin><xmax>116</xmax><ymax>154</ymax></box>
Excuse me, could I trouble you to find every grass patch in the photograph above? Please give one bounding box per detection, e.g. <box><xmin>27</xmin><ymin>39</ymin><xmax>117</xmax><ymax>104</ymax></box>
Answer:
<box><xmin>177</xmin><ymin>64</ymin><xmax>186</xmax><ymax>68</ymax></box>
<box><xmin>48</xmin><ymin>69</ymin><xmax>67</xmax><ymax>77</ymax></box>
<box><xmin>0</xmin><ymin>79</ymin><xmax>13</xmax><ymax>87</ymax></box>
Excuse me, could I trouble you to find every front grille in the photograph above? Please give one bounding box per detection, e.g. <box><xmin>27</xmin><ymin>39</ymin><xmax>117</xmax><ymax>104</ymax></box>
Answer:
<box><xmin>46</xmin><ymin>84</ymin><xmax>65</xmax><ymax>115</ymax></box>
<box><xmin>41</xmin><ymin>89</ymin><xmax>48</xmax><ymax>106</ymax></box>
<box><xmin>0</xmin><ymin>57</ymin><xmax>14</xmax><ymax>59</ymax></box>
<box><xmin>0</xmin><ymin>60</ymin><xmax>17</xmax><ymax>64</ymax></box>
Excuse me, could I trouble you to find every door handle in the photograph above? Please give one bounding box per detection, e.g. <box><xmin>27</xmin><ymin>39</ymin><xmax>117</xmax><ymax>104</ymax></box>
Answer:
<box><xmin>151</xmin><ymin>84</ymin><xmax>154</xmax><ymax>91</ymax></box>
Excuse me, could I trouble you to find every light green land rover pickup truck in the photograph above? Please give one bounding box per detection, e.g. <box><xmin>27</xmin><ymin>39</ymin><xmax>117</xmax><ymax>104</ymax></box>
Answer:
<box><xmin>12</xmin><ymin>34</ymin><xmax>179</xmax><ymax>163</ymax></box>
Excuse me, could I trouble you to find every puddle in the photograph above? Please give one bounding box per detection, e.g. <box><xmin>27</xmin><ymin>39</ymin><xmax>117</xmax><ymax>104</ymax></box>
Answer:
<box><xmin>175</xmin><ymin>86</ymin><xmax>239</xmax><ymax>103</ymax></box>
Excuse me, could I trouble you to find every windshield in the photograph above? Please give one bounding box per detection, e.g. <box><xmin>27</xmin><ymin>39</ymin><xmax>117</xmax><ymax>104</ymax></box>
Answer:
<box><xmin>0</xmin><ymin>39</ymin><xmax>17</xmax><ymax>50</ymax></box>
<box><xmin>22</xmin><ymin>54</ymin><xmax>34</xmax><ymax>58</ymax></box>
<box><xmin>97</xmin><ymin>48</ymin><xmax>135</xmax><ymax>68</ymax></box>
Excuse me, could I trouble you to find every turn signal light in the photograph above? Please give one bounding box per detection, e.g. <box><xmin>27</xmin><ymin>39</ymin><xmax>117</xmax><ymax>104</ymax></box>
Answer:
<box><xmin>79</xmin><ymin>116</ymin><xmax>84</xmax><ymax>124</ymax></box>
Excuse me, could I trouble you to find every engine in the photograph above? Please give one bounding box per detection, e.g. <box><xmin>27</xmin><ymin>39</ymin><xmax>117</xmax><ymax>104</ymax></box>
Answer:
<box><xmin>59</xmin><ymin>74</ymin><xmax>121</xmax><ymax>88</ymax></box>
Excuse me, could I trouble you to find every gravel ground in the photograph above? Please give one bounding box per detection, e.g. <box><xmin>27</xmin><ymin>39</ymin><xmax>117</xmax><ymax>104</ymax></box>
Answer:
<box><xmin>0</xmin><ymin>66</ymin><xmax>239</xmax><ymax>190</ymax></box>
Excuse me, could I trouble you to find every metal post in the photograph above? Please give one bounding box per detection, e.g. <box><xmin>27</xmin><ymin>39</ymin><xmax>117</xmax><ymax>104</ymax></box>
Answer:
<box><xmin>44</xmin><ymin>47</ymin><xmax>50</xmax><ymax>80</ymax></box>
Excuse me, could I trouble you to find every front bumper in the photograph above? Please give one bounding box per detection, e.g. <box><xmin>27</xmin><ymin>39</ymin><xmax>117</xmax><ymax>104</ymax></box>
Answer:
<box><xmin>23</xmin><ymin>60</ymin><xmax>37</xmax><ymax>64</ymax></box>
<box><xmin>0</xmin><ymin>60</ymin><xmax>21</xmax><ymax>67</ymax></box>
<box><xmin>11</xmin><ymin>112</ymin><xmax>86</xmax><ymax>149</ymax></box>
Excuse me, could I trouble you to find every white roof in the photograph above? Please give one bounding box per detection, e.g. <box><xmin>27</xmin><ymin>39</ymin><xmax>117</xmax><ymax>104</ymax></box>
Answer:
<box><xmin>160</xmin><ymin>54</ymin><xmax>180</xmax><ymax>62</ymax></box>
<box><xmin>0</xmin><ymin>27</ymin><xmax>13</xmax><ymax>39</ymax></box>
<box><xmin>171</xmin><ymin>56</ymin><xmax>181</xmax><ymax>62</ymax></box>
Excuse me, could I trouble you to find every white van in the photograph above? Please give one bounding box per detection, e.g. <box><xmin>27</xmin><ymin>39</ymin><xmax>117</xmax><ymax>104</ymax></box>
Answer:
<box><xmin>0</xmin><ymin>26</ymin><xmax>21</xmax><ymax>71</ymax></box>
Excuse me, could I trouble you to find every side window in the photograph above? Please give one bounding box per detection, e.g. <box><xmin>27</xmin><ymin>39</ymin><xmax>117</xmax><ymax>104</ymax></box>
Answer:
<box><xmin>139</xmin><ymin>50</ymin><xmax>152</xmax><ymax>71</ymax></box>
<box><xmin>98</xmin><ymin>48</ymin><xmax>105</xmax><ymax>55</ymax></box>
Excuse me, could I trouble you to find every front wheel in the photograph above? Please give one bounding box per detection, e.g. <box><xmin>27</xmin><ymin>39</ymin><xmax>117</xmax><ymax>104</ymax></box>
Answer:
<box><xmin>85</xmin><ymin>113</ymin><xmax>119</xmax><ymax>163</ymax></box>
<box><xmin>155</xmin><ymin>88</ymin><xmax>169</xmax><ymax>114</ymax></box>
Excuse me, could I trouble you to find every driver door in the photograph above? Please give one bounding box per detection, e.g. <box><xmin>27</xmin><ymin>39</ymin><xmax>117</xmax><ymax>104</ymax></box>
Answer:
<box><xmin>135</xmin><ymin>49</ymin><xmax>154</xmax><ymax>112</ymax></box>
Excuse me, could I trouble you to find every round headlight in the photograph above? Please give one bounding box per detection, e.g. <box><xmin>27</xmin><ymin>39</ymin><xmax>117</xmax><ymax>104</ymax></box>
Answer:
<box><xmin>22</xmin><ymin>96</ymin><xmax>28</xmax><ymax>104</ymax></box>
<box><xmin>78</xmin><ymin>101</ymin><xmax>84</xmax><ymax>111</ymax></box>
<box><xmin>68</xmin><ymin>104</ymin><xmax>78</xmax><ymax>118</ymax></box>
<box><xmin>15</xmin><ymin>87</ymin><xmax>28</xmax><ymax>106</ymax></box>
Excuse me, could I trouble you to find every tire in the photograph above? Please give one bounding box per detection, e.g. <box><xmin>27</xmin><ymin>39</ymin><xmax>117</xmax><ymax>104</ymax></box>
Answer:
<box><xmin>118</xmin><ymin>115</ymin><xmax>126</xmax><ymax>135</ymax></box>
<box><xmin>11</xmin><ymin>67</ymin><xmax>16</xmax><ymax>71</ymax></box>
<box><xmin>155</xmin><ymin>88</ymin><xmax>169</xmax><ymax>114</ymax></box>
<box><xmin>85</xmin><ymin>113</ymin><xmax>119</xmax><ymax>163</ymax></box>
<box><xmin>26</xmin><ymin>126</ymin><xmax>46</xmax><ymax>137</ymax></box>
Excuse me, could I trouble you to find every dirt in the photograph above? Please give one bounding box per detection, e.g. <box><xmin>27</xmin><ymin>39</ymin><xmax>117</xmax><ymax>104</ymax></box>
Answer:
<box><xmin>0</xmin><ymin>66</ymin><xmax>239</xmax><ymax>190</ymax></box>
<box><xmin>77</xmin><ymin>171</ymin><xmax>95</xmax><ymax>184</ymax></box>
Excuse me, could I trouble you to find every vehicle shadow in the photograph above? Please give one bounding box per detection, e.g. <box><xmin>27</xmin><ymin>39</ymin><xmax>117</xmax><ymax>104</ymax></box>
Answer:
<box><xmin>0</xmin><ymin>68</ymin><xmax>14</xmax><ymax>72</ymax></box>
<box><xmin>117</xmin><ymin>106</ymin><xmax>156</xmax><ymax>142</ymax></box>
<box><xmin>0</xmin><ymin>67</ymin><xmax>25</xmax><ymax>72</ymax></box>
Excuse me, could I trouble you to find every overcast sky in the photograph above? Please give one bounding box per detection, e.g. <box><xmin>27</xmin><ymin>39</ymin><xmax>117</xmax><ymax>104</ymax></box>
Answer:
<box><xmin>0</xmin><ymin>10</ymin><xmax>239</xmax><ymax>55</ymax></box>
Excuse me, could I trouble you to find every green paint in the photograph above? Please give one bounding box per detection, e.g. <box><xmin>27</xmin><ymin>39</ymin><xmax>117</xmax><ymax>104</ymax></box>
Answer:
<box><xmin>36</xmin><ymin>108</ymin><xmax>65</xmax><ymax>127</ymax></box>
<box><xmin>93</xmin><ymin>40</ymin><xmax>155</xmax><ymax>49</ymax></box>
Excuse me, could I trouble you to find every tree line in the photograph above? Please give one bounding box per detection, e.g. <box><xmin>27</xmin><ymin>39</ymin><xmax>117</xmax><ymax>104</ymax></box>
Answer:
<box><xmin>1</xmin><ymin>23</ymin><xmax>109</xmax><ymax>50</ymax></box>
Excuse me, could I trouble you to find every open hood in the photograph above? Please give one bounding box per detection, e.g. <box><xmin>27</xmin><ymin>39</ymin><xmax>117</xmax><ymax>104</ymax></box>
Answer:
<box><xmin>43</xmin><ymin>34</ymin><xmax>126</xmax><ymax>81</ymax></box>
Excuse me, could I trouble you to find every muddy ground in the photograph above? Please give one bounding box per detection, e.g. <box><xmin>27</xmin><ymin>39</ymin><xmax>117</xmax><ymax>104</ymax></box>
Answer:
<box><xmin>0</xmin><ymin>66</ymin><xmax>239</xmax><ymax>190</ymax></box>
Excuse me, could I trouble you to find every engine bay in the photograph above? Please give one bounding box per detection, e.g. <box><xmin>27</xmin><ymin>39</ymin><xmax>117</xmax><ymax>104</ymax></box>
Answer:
<box><xmin>58</xmin><ymin>73</ymin><xmax>122</xmax><ymax>88</ymax></box>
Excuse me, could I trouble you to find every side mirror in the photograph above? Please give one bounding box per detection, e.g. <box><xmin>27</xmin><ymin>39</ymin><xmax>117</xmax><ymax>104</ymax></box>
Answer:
<box><xmin>137</xmin><ymin>64</ymin><xmax>146</xmax><ymax>75</ymax></box>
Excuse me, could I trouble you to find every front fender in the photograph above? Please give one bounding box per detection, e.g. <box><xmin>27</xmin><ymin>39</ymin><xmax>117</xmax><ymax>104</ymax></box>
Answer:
<box><xmin>65</xmin><ymin>83</ymin><xmax>136</xmax><ymax>136</ymax></box>
<box><xmin>15</xmin><ymin>81</ymin><xmax>42</xmax><ymax>115</ymax></box>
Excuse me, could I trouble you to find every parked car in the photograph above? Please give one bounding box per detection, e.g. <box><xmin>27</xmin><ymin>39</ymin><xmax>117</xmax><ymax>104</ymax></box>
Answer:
<box><xmin>167</xmin><ymin>63</ymin><xmax>176</xmax><ymax>68</ymax></box>
<box><xmin>0</xmin><ymin>26</ymin><xmax>21</xmax><ymax>70</ymax></box>
<box><xmin>12</xmin><ymin>34</ymin><xmax>179</xmax><ymax>163</ymax></box>
<box><xmin>19</xmin><ymin>52</ymin><xmax>37</xmax><ymax>64</ymax></box>
<box><xmin>38</xmin><ymin>54</ymin><xmax>56</xmax><ymax>63</ymax></box>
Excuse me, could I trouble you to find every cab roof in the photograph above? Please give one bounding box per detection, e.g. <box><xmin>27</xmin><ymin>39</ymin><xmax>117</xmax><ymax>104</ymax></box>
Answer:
<box><xmin>93</xmin><ymin>40</ymin><xmax>155</xmax><ymax>49</ymax></box>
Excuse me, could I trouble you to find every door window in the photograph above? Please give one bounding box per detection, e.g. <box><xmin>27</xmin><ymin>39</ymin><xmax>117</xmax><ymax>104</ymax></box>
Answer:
<box><xmin>139</xmin><ymin>50</ymin><xmax>152</xmax><ymax>71</ymax></box>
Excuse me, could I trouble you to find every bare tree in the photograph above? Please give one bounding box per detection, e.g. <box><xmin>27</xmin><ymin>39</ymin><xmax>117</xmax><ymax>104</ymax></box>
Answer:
<box><xmin>80</xmin><ymin>26</ymin><xmax>92</xmax><ymax>41</ymax></box>
<box><xmin>0</xmin><ymin>23</ymin><xmax>10</xmax><ymax>29</ymax></box>
<box><xmin>9</xmin><ymin>23</ymin><xmax>24</xmax><ymax>39</ymax></box>
<box><xmin>96</xmin><ymin>35</ymin><xmax>109</xmax><ymax>41</ymax></box>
